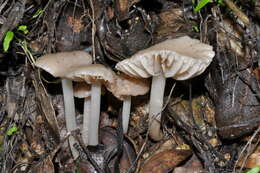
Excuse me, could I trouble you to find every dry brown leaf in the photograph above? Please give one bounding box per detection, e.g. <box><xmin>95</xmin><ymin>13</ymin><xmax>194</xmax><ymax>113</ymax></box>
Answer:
<box><xmin>140</xmin><ymin>149</ymin><xmax>192</xmax><ymax>173</ymax></box>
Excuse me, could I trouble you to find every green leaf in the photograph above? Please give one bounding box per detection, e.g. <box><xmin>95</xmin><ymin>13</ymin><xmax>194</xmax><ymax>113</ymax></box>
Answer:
<box><xmin>17</xmin><ymin>25</ymin><xmax>29</xmax><ymax>34</ymax></box>
<box><xmin>32</xmin><ymin>9</ymin><xmax>44</xmax><ymax>19</ymax></box>
<box><xmin>6</xmin><ymin>125</ymin><xmax>18</xmax><ymax>136</ymax></box>
<box><xmin>194</xmin><ymin>0</ymin><xmax>212</xmax><ymax>12</ymax></box>
<box><xmin>3</xmin><ymin>31</ymin><xmax>14</xmax><ymax>52</ymax></box>
<box><xmin>192</xmin><ymin>25</ymin><xmax>200</xmax><ymax>32</ymax></box>
<box><xmin>218</xmin><ymin>0</ymin><xmax>223</xmax><ymax>4</ymax></box>
<box><xmin>246</xmin><ymin>166</ymin><xmax>260</xmax><ymax>173</ymax></box>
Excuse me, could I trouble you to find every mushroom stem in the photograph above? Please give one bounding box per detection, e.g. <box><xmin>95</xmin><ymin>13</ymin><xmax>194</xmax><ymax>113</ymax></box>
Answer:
<box><xmin>61</xmin><ymin>79</ymin><xmax>78</xmax><ymax>158</ymax></box>
<box><xmin>89</xmin><ymin>82</ymin><xmax>101</xmax><ymax>146</ymax></box>
<box><xmin>82</xmin><ymin>97</ymin><xmax>91</xmax><ymax>145</ymax></box>
<box><xmin>149</xmin><ymin>74</ymin><xmax>166</xmax><ymax>141</ymax></box>
<box><xmin>122</xmin><ymin>96</ymin><xmax>131</xmax><ymax>133</ymax></box>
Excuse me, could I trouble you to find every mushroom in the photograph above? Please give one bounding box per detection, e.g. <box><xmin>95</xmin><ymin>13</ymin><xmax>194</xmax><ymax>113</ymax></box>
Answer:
<box><xmin>35</xmin><ymin>51</ymin><xmax>92</xmax><ymax>158</ymax></box>
<box><xmin>109</xmin><ymin>74</ymin><xmax>150</xmax><ymax>133</ymax></box>
<box><xmin>116</xmin><ymin>36</ymin><xmax>215</xmax><ymax>141</ymax></box>
<box><xmin>73</xmin><ymin>82</ymin><xmax>91</xmax><ymax>145</ymax></box>
<box><xmin>74</xmin><ymin>82</ymin><xmax>105</xmax><ymax>145</ymax></box>
<box><xmin>66</xmin><ymin>64</ymin><xmax>116</xmax><ymax>146</ymax></box>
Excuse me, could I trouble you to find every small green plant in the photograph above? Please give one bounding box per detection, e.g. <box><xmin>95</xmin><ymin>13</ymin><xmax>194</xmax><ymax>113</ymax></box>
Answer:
<box><xmin>2</xmin><ymin>25</ymin><xmax>29</xmax><ymax>52</ymax></box>
<box><xmin>246</xmin><ymin>166</ymin><xmax>260</xmax><ymax>173</ymax></box>
<box><xmin>6</xmin><ymin>125</ymin><xmax>18</xmax><ymax>136</ymax></box>
<box><xmin>19</xmin><ymin>39</ymin><xmax>36</xmax><ymax>65</ymax></box>
<box><xmin>32</xmin><ymin>9</ymin><xmax>44</xmax><ymax>19</ymax></box>
<box><xmin>194</xmin><ymin>0</ymin><xmax>212</xmax><ymax>12</ymax></box>
<box><xmin>218</xmin><ymin>0</ymin><xmax>223</xmax><ymax>4</ymax></box>
<box><xmin>192</xmin><ymin>24</ymin><xmax>200</xmax><ymax>32</ymax></box>
<box><xmin>3</xmin><ymin>31</ymin><xmax>14</xmax><ymax>52</ymax></box>
<box><xmin>17</xmin><ymin>25</ymin><xmax>29</xmax><ymax>34</ymax></box>
<box><xmin>193</xmin><ymin>0</ymin><xmax>223</xmax><ymax>12</ymax></box>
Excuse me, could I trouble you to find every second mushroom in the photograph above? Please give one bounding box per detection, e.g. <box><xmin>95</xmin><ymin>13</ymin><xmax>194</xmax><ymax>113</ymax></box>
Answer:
<box><xmin>109</xmin><ymin>74</ymin><xmax>150</xmax><ymax>133</ymax></box>
<box><xmin>116</xmin><ymin>36</ymin><xmax>215</xmax><ymax>141</ymax></box>
<box><xmin>66</xmin><ymin>64</ymin><xmax>116</xmax><ymax>146</ymax></box>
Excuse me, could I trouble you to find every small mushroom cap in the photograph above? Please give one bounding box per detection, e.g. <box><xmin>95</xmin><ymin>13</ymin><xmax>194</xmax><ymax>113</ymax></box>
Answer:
<box><xmin>74</xmin><ymin>82</ymin><xmax>91</xmax><ymax>98</ymax></box>
<box><xmin>65</xmin><ymin>64</ymin><xmax>116</xmax><ymax>87</ymax></box>
<box><xmin>74</xmin><ymin>82</ymin><xmax>106</xmax><ymax>98</ymax></box>
<box><xmin>109</xmin><ymin>74</ymin><xmax>150</xmax><ymax>100</ymax></box>
<box><xmin>35</xmin><ymin>51</ymin><xmax>93</xmax><ymax>77</ymax></box>
<box><xmin>116</xmin><ymin>36</ymin><xmax>215</xmax><ymax>80</ymax></box>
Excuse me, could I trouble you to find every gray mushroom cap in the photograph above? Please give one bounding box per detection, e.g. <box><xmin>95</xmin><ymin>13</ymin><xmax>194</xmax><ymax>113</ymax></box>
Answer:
<box><xmin>65</xmin><ymin>64</ymin><xmax>116</xmax><ymax>87</ymax></box>
<box><xmin>115</xmin><ymin>36</ymin><xmax>215</xmax><ymax>80</ymax></box>
<box><xmin>109</xmin><ymin>74</ymin><xmax>150</xmax><ymax>100</ymax></box>
<box><xmin>35</xmin><ymin>51</ymin><xmax>93</xmax><ymax>77</ymax></box>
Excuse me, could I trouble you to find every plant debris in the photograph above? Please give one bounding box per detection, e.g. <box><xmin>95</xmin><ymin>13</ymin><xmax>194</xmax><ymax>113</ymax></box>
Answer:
<box><xmin>0</xmin><ymin>0</ymin><xmax>259</xmax><ymax>172</ymax></box>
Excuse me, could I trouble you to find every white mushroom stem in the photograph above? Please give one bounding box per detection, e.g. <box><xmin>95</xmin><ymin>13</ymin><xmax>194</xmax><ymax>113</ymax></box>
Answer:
<box><xmin>122</xmin><ymin>96</ymin><xmax>131</xmax><ymax>133</ymax></box>
<box><xmin>82</xmin><ymin>97</ymin><xmax>91</xmax><ymax>145</ymax></box>
<box><xmin>89</xmin><ymin>82</ymin><xmax>101</xmax><ymax>146</ymax></box>
<box><xmin>149</xmin><ymin>74</ymin><xmax>166</xmax><ymax>141</ymax></box>
<box><xmin>61</xmin><ymin>79</ymin><xmax>78</xmax><ymax>159</ymax></box>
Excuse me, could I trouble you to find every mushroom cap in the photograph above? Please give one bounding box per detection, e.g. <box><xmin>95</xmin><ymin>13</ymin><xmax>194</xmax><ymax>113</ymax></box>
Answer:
<box><xmin>115</xmin><ymin>36</ymin><xmax>215</xmax><ymax>80</ymax></box>
<box><xmin>74</xmin><ymin>82</ymin><xmax>91</xmax><ymax>98</ymax></box>
<box><xmin>109</xmin><ymin>74</ymin><xmax>150</xmax><ymax>100</ymax></box>
<box><xmin>35</xmin><ymin>51</ymin><xmax>93</xmax><ymax>77</ymax></box>
<box><xmin>65</xmin><ymin>64</ymin><xmax>116</xmax><ymax>87</ymax></box>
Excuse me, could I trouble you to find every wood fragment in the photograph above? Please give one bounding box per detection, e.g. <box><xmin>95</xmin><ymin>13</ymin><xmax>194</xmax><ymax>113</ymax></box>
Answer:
<box><xmin>223</xmin><ymin>0</ymin><xmax>250</xmax><ymax>26</ymax></box>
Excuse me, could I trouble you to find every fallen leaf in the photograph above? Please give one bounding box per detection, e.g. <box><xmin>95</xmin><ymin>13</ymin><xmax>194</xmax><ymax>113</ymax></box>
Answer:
<box><xmin>140</xmin><ymin>149</ymin><xmax>192</xmax><ymax>173</ymax></box>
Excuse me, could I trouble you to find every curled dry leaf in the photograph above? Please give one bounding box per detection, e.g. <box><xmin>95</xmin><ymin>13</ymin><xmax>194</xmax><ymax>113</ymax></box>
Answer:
<box><xmin>79</xmin><ymin>127</ymin><xmax>138</xmax><ymax>173</ymax></box>
<box><xmin>100</xmin><ymin>127</ymin><xmax>138</xmax><ymax>173</ymax></box>
<box><xmin>140</xmin><ymin>149</ymin><xmax>192</xmax><ymax>173</ymax></box>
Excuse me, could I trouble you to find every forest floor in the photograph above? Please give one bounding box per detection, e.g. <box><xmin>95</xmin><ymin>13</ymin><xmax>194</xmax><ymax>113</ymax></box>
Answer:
<box><xmin>0</xmin><ymin>0</ymin><xmax>259</xmax><ymax>172</ymax></box>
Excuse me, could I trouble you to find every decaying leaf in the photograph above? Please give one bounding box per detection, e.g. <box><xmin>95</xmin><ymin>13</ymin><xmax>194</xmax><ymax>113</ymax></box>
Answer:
<box><xmin>140</xmin><ymin>149</ymin><xmax>192</xmax><ymax>173</ymax></box>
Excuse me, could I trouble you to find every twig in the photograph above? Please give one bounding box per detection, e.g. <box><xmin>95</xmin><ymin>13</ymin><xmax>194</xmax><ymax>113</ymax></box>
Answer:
<box><xmin>233</xmin><ymin>126</ymin><xmax>260</xmax><ymax>173</ymax></box>
<box><xmin>88</xmin><ymin>0</ymin><xmax>96</xmax><ymax>63</ymax></box>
